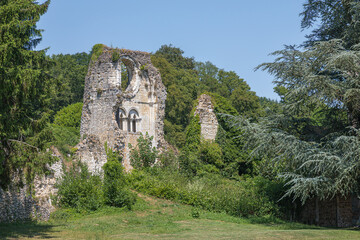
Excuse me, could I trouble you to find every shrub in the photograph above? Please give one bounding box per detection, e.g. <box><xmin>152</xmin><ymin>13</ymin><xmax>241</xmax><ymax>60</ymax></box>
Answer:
<box><xmin>158</xmin><ymin>149</ymin><xmax>178</xmax><ymax>170</ymax></box>
<box><xmin>111</xmin><ymin>50</ymin><xmax>120</xmax><ymax>62</ymax></box>
<box><xmin>198</xmin><ymin>140</ymin><xmax>224</xmax><ymax>169</ymax></box>
<box><xmin>127</xmin><ymin>169</ymin><xmax>279</xmax><ymax>218</ymax></box>
<box><xmin>47</xmin><ymin>124</ymin><xmax>79</xmax><ymax>155</ymax></box>
<box><xmin>54</xmin><ymin>146</ymin><xmax>137</xmax><ymax>212</ymax></box>
<box><xmin>90</xmin><ymin>44</ymin><xmax>105</xmax><ymax>64</ymax></box>
<box><xmin>53</xmin><ymin>102</ymin><xmax>83</xmax><ymax>130</ymax></box>
<box><xmin>102</xmin><ymin>146</ymin><xmax>136</xmax><ymax>209</ymax></box>
<box><xmin>179</xmin><ymin>151</ymin><xmax>201</xmax><ymax>176</ymax></box>
<box><xmin>54</xmin><ymin>161</ymin><xmax>103</xmax><ymax>212</ymax></box>
<box><xmin>129</xmin><ymin>132</ymin><xmax>158</xmax><ymax>169</ymax></box>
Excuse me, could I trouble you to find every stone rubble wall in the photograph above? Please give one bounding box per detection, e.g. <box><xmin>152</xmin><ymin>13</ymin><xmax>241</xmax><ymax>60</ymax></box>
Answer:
<box><xmin>194</xmin><ymin>94</ymin><xmax>218</xmax><ymax>141</ymax></box>
<box><xmin>0</xmin><ymin>158</ymin><xmax>63</xmax><ymax>222</ymax></box>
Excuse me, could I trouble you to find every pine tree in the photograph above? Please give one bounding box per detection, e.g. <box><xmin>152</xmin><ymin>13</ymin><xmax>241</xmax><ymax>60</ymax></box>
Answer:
<box><xmin>0</xmin><ymin>0</ymin><xmax>54</xmax><ymax>187</ymax></box>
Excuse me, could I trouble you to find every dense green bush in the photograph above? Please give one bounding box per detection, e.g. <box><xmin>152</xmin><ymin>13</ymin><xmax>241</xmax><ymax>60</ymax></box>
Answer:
<box><xmin>158</xmin><ymin>149</ymin><xmax>178</xmax><ymax>170</ymax></box>
<box><xmin>53</xmin><ymin>102</ymin><xmax>83</xmax><ymax>130</ymax></box>
<box><xmin>184</xmin><ymin>114</ymin><xmax>201</xmax><ymax>152</ymax></box>
<box><xmin>54</xmin><ymin>161</ymin><xmax>103</xmax><ymax>212</ymax></box>
<box><xmin>46</xmin><ymin>124</ymin><xmax>79</xmax><ymax>155</ymax></box>
<box><xmin>198</xmin><ymin>140</ymin><xmax>224</xmax><ymax>169</ymax></box>
<box><xmin>128</xmin><ymin>169</ymin><xmax>280</xmax><ymax>217</ymax></box>
<box><xmin>103</xmin><ymin>146</ymin><xmax>136</xmax><ymax>209</ymax></box>
<box><xmin>55</xmin><ymin>146</ymin><xmax>136</xmax><ymax>212</ymax></box>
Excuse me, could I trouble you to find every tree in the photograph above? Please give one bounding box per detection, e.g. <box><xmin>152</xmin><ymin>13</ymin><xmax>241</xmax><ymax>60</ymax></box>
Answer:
<box><xmin>49</xmin><ymin>53</ymin><xmax>90</xmax><ymax>112</ymax></box>
<box><xmin>230</xmin><ymin>86</ymin><xmax>261</xmax><ymax>120</ymax></box>
<box><xmin>0</xmin><ymin>0</ymin><xmax>54</xmax><ymax>187</ymax></box>
<box><xmin>195</xmin><ymin>61</ymin><xmax>220</xmax><ymax>94</ymax></box>
<box><xmin>301</xmin><ymin>0</ymin><xmax>360</xmax><ymax>48</ymax></box>
<box><xmin>154</xmin><ymin>44</ymin><xmax>195</xmax><ymax>70</ymax></box>
<box><xmin>151</xmin><ymin>54</ymin><xmax>199</xmax><ymax>148</ymax></box>
<box><xmin>248</xmin><ymin>0</ymin><xmax>360</xmax><ymax>203</ymax></box>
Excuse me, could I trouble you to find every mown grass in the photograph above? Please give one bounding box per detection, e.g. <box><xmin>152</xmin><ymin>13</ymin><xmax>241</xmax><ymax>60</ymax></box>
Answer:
<box><xmin>1</xmin><ymin>193</ymin><xmax>359</xmax><ymax>240</ymax></box>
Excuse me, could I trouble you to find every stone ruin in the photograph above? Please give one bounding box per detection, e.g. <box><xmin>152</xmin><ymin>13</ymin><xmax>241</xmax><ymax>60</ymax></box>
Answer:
<box><xmin>194</xmin><ymin>94</ymin><xmax>218</xmax><ymax>141</ymax></box>
<box><xmin>77</xmin><ymin>46</ymin><xmax>167</xmax><ymax>171</ymax></box>
<box><xmin>0</xmin><ymin>148</ymin><xmax>63</xmax><ymax>222</ymax></box>
<box><xmin>0</xmin><ymin>46</ymin><xmax>167</xmax><ymax>222</ymax></box>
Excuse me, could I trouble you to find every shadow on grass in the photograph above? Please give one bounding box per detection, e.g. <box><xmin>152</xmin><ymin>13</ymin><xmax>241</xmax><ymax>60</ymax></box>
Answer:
<box><xmin>0</xmin><ymin>221</ymin><xmax>58</xmax><ymax>239</ymax></box>
<box><xmin>247</xmin><ymin>215</ymin><xmax>360</xmax><ymax>231</ymax></box>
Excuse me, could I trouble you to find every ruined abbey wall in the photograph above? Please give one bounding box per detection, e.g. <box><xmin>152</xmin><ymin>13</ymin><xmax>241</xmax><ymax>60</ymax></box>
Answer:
<box><xmin>194</xmin><ymin>94</ymin><xmax>218</xmax><ymax>141</ymax></box>
<box><xmin>0</xmin><ymin>152</ymin><xmax>63</xmax><ymax>222</ymax></box>
<box><xmin>78</xmin><ymin>46</ymin><xmax>167</xmax><ymax>171</ymax></box>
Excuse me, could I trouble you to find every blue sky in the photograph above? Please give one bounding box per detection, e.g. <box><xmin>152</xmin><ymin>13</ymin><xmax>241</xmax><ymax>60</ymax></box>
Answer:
<box><xmin>37</xmin><ymin>0</ymin><xmax>310</xmax><ymax>100</ymax></box>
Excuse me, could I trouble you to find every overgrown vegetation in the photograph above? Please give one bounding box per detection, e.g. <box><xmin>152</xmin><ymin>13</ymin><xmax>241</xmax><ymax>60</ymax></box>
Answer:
<box><xmin>128</xmin><ymin>169</ymin><xmax>282</xmax><ymax>218</ymax></box>
<box><xmin>128</xmin><ymin>135</ymin><xmax>288</xmax><ymax>218</ymax></box>
<box><xmin>103</xmin><ymin>145</ymin><xmax>136</xmax><ymax>209</ymax></box>
<box><xmin>54</xmin><ymin>161</ymin><xmax>103</xmax><ymax>212</ymax></box>
<box><xmin>54</xmin><ymin>146</ymin><xmax>136</xmax><ymax>212</ymax></box>
<box><xmin>90</xmin><ymin>44</ymin><xmax>105</xmax><ymax>64</ymax></box>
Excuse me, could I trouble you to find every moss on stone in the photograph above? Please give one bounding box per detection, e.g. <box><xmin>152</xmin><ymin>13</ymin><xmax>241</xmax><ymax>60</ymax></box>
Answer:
<box><xmin>111</xmin><ymin>49</ymin><xmax>120</xmax><ymax>62</ymax></box>
<box><xmin>91</xmin><ymin>44</ymin><xmax>105</xmax><ymax>64</ymax></box>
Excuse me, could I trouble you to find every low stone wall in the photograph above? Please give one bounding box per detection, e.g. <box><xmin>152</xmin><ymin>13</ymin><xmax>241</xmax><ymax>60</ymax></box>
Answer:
<box><xmin>299</xmin><ymin>195</ymin><xmax>360</xmax><ymax>227</ymax></box>
<box><xmin>0</xmin><ymin>160</ymin><xmax>62</xmax><ymax>222</ymax></box>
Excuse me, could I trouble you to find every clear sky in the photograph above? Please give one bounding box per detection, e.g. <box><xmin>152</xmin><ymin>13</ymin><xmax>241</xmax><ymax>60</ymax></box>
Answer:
<box><xmin>36</xmin><ymin>0</ymin><xmax>310</xmax><ymax>100</ymax></box>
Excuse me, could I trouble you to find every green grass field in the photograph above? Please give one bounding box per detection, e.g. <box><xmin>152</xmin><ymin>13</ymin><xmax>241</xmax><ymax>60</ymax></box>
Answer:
<box><xmin>1</xmin><ymin>193</ymin><xmax>360</xmax><ymax>240</ymax></box>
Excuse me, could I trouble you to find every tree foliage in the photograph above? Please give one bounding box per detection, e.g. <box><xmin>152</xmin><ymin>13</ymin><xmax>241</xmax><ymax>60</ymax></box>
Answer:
<box><xmin>301</xmin><ymin>0</ymin><xmax>360</xmax><ymax>47</ymax></box>
<box><xmin>249</xmin><ymin>0</ymin><xmax>360</xmax><ymax>202</ymax></box>
<box><xmin>152</xmin><ymin>45</ymin><xmax>261</xmax><ymax>149</ymax></box>
<box><xmin>129</xmin><ymin>133</ymin><xmax>159</xmax><ymax>169</ymax></box>
<box><xmin>53</xmin><ymin>102</ymin><xmax>83</xmax><ymax>130</ymax></box>
<box><xmin>0</xmin><ymin>0</ymin><xmax>55</xmax><ymax>187</ymax></box>
<box><xmin>49</xmin><ymin>53</ymin><xmax>90</xmax><ymax>112</ymax></box>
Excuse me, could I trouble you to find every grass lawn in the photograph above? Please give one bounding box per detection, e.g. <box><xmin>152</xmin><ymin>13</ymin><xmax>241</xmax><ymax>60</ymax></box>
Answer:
<box><xmin>1</xmin><ymin>193</ymin><xmax>360</xmax><ymax>240</ymax></box>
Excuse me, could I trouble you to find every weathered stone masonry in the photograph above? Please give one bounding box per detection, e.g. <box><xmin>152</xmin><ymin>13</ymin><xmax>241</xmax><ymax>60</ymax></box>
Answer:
<box><xmin>194</xmin><ymin>94</ymin><xmax>218</xmax><ymax>141</ymax></box>
<box><xmin>0</xmin><ymin>150</ymin><xmax>62</xmax><ymax>222</ymax></box>
<box><xmin>78</xmin><ymin>46</ymin><xmax>167</xmax><ymax>171</ymax></box>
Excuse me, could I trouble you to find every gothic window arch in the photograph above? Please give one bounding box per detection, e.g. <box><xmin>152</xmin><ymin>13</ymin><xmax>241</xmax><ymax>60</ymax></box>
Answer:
<box><xmin>132</xmin><ymin>115</ymin><xmax>137</xmax><ymax>132</ymax></box>
<box><xmin>116</xmin><ymin>108</ymin><xmax>127</xmax><ymax>130</ymax></box>
<box><xmin>128</xmin><ymin>109</ymin><xmax>139</xmax><ymax>133</ymax></box>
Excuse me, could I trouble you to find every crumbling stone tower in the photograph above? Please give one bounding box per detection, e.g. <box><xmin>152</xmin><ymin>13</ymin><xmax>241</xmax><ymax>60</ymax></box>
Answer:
<box><xmin>194</xmin><ymin>94</ymin><xmax>219</xmax><ymax>141</ymax></box>
<box><xmin>78</xmin><ymin>45</ymin><xmax>167</xmax><ymax>171</ymax></box>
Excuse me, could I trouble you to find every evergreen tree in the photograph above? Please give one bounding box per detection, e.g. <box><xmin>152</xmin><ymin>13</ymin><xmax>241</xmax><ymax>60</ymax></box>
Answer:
<box><xmin>0</xmin><ymin>0</ymin><xmax>54</xmax><ymax>187</ymax></box>
<box><xmin>246</xmin><ymin>0</ymin><xmax>360</xmax><ymax>202</ymax></box>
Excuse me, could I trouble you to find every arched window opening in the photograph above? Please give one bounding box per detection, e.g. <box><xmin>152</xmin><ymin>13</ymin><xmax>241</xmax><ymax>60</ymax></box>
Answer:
<box><xmin>116</xmin><ymin>108</ymin><xmax>127</xmax><ymax>131</ymax></box>
<box><xmin>119</xmin><ymin>113</ymin><xmax>124</xmax><ymax>130</ymax></box>
<box><xmin>128</xmin><ymin>109</ymin><xmax>139</xmax><ymax>133</ymax></box>
<box><xmin>120</xmin><ymin>58</ymin><xmax>134</xmax><ymax>92</ymax></box>
<box><xmin>120</xmin><ymin>62</ymin><xmax>129</xmax><ymax>91</ymax></box>
<box><xmin>128</xmin><ymin>117</ymin><xmax>131</xmax><ymax>132</ymax></box>
<box><xmin>132</xmin><ymin>115</ymin><xmax>137</xmax><ymax>132</ymax></box>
